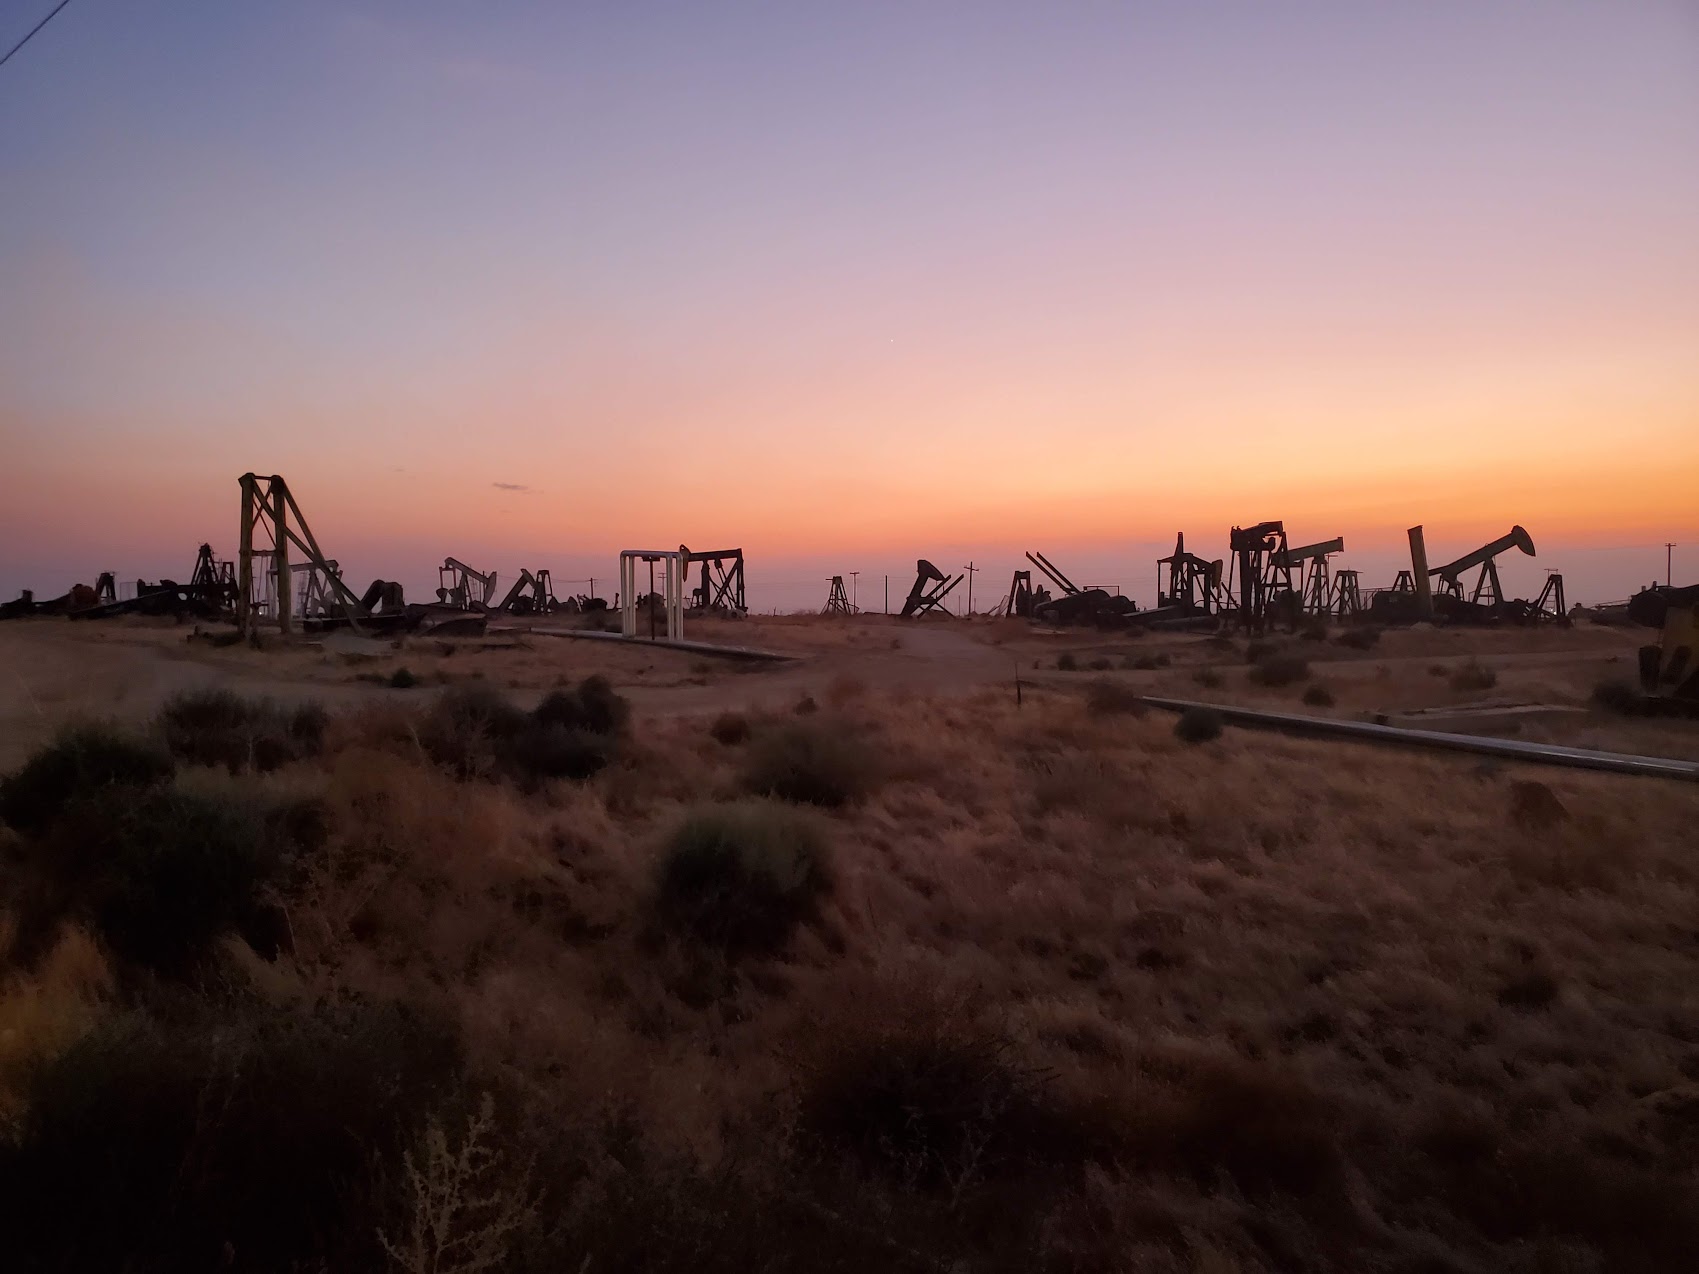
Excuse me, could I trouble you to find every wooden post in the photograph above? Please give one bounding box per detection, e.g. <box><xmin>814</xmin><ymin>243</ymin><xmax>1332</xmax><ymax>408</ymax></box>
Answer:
<box><xmin>237</xmin><ymin>473</ymin><xmax>255</xmax><ymax>636</ymax></box>
<box><xmin>274</xmin><ymin>476</ymin><xmax>292</xmax><ymax>635</ymax></box>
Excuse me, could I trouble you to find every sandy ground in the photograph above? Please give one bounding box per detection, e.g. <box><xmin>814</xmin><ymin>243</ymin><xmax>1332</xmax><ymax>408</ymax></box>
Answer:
<box><xmin>0</xmin><ymin>611</ymin><xmax>1688</xmax><ymax>769</ymax></box>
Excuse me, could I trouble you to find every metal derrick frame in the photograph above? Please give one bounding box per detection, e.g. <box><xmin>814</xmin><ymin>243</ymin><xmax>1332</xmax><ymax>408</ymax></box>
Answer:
<box><xmin>238</xmin><ymin>473</ymin><xmax>369</xmax><ymax>637</ymax></box>
<box><xmin>689</xmin><ymin>548</ymin><xmax>747</xmax><ymax>615</ymax></box>
<box><xmin>823</xmin><ymin>576</ymin><xmax>852</xmax><ymax>615</ymax></box>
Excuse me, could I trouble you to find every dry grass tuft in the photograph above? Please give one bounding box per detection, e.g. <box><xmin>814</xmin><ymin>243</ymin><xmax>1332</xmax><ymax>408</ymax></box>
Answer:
<box><xmin>1449</xmin><ymin>661</ymin><xmax>1498</xmax><ymax>692</ymax></box>
<box><xmin>1174</xmin><ymin>706</ymin><xmax>1224</xmax><ymax>742</ymax></box>
<box><xmin>742</xmin><ymin>717</ymin><xmax>878</xmax><ymax>807</ymax></box>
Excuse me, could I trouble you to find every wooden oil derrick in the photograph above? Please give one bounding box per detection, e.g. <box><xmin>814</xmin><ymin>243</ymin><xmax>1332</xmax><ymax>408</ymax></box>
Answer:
<box><xmin>823</xmin><ymin>576</ymin><xmax>852</xmax><ymax>615</ymax></box>
<box><xmin>238</xmin><ymin>474</ymin><xmax>369</xmax><ymax>637</ymax></box>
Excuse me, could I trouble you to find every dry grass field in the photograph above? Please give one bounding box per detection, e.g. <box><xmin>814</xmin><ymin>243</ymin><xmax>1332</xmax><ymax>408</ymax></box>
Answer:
<box><xmin>1</xmin><ymin>612</ymin><xmax>1696</xmax><ymax>1271</ymax></box>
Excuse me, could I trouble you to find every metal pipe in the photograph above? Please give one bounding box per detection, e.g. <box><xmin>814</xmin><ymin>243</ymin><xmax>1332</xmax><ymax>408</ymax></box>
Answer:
<box><xmin>1138</xmin><ymin>696</ymin><xmax>1699</xmax><ymax>781</ymax></box>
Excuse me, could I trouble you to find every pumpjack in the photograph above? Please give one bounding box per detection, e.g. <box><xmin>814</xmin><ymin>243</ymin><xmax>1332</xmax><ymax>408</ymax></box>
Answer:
<box><xmin>1430</xmin><ymin>526</ymin><xmax>1535</xmax><ymax>614</ymax></box>
<box><xmin>1001</xmin><ymin>569</ymin><xmax>1049</xmax><ymax>618</ymax></box>
<box><xmin>1156</xmin><ymin>533</ymin><xmax>1225</xmax><ymax>617</ymax></box>
<box><xmin>1274</xmin><ymin>537</ymin><xmax>1345</xmax><ymax>617</ymax></box>
<box><xmin>438</xmin><ymin>558</ymin><xmax>498</xmax><ymax>610</ymax></box>
<box><xmin>688</xmin><ymin>549</ymin><xmax>747</xmax><ymax>615</ymax></box>
<box><xmin>1019</xmin><ymin>551</ymin><xmax>1138</xmax><ymax>626</ymax></box>
<box><xmin>1226</xmin><ymin>521</ymin><xmax>1299</xmax><ymax>633</ymax></box>
<box><xmin>900</xmin><ymin>559</ymin><xmax>964</xmax><ymax>618</ymax></box>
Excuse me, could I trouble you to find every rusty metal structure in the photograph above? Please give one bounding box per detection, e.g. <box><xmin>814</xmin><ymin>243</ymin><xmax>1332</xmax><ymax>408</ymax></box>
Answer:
<box><xmin>900</xmin><ymin>559</ymin><xmax>963</xmax><ymax>618</ymax></box>
<box><xmin>1156</xmin><ymin>533</ymin><xmax>1225</xmax><ymax>617</ymax></box>
<box><xmin>1275</xmin><ymin>536</ymin><xmax>1345</xmax><ymax>617</ymax></box>
<box><xmin>239</xmin><ymin>473</ymin><xmax>374</xmax><ymax>636</ymax></box>
<box><xmin>1001</xmin><ymin>569</ymin><xmax>1043</xmax><ymax>618</ymax></box>
<box><xmin>688</xmin><ymin>548</ymin><xmax>747</xmax><ymax>615</ymax></box>
<box><xmin>438</xmin><ymin>558</ymin><xmax>498</xmax><ymax>609</ymax></box>
<box><xmin>823</xmin><ymin>576</ymin><xmax>852</xmax><ymax>615</ymax></box>
<box><xmin>1226</xmin><ymin>521</ymin><xmax>1298</xmax><ymax>633</ymax></box>
<box><xmin>1430</xmin><ymin>525</ymin><xmax>1536</xmax><ymax>612</ymax></box>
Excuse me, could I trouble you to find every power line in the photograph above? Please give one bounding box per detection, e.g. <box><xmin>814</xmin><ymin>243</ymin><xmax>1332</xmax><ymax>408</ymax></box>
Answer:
<box><xmin>1</xmin><ymin>0</ymin><xmax>72</xmax><ymax>71</ymax></box>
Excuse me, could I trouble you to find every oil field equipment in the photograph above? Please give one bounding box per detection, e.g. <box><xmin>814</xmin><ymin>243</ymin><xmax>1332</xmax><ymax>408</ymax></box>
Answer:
<box><xmin>1332</xmin><ymin>569</ymin><xmax>1363</xmax><ymax>619</ymax></box>
<box><xmin>1226</xmin><ymin>521</ymin><xmax>1299</xmax><ymax>632</ymax></box>
<box><xmin>620</xmin><ymin>546</ymin><xmax>689</xmax><ymax>640</ymax></box>
<box><xmin>1629</xmin><ymin>584</ymin><xmax>1699</xmax><ymax>709</ymax></box>
<box><xmin>1001</xmin><ymin>569</ymin><xmax>1046</xmax><ymax>618</ymax></box>
<box><xmin>688</xmin><ymin>548</ymin><xmax>747</xmax><ymax>615</ymax></box>
<box><xmin>438</xmin><ymin>558</ymin><xmax>498</xmax><ymax>609</ymax></box>
<box><xmin>1022</xmin><ymin>551</ymin><xmax>1138</xmax><ymax>626</ymax></box>
<box><xmin>823</xmin><ymin>576</ymin><xmax>852</xmax><ymax>615</ymax></box>
<box><xmin>495</xmin><ymin>569</ymin><xmax>558</xmax><ymax>615</ymax></box>
<box><xmin>1156</xmin><ymin>533</ymin><xmax>1225</xmax><ymax>617</ymax></box>
<box><xmin>1274</xmin><ymin>536</ymin><xmax>1345</xmax><ymax>616</ymax></box>
<box><xmin>900</xmin><ymin>559</ymin><xmax>964</xmax><ymax>617</ymax></box>
<box><xmin>239</xmin><ymin>474</ymin><xmax>371</xmax><ymax>635</ymax></box>
<box><xmin>1430</xmin><ymin>525</ymin><xmax>1536</xmax><ymax>615</ymax></box>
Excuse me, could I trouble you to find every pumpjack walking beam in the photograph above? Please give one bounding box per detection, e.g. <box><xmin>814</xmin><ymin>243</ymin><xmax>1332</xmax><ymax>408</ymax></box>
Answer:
<box><xmin>900</xmin><ymin>559</ymin><xmax>964</xmax><ymax>618</ymax></box>
<box><xmin>238</xmin><ymin>473</ymin><xmax>369</xmax><ymax>637</ymax></box>
<box><xmin>1429</xmin><ymin>526</ymin><xmax>1536</xmax><ymax>607</ymax></box>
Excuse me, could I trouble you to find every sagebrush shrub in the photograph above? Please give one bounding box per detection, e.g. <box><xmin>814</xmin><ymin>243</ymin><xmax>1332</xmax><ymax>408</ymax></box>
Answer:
<box><xmin>1192</xmin><ymin>667</ymin><xmax>1224</xmax><ymax>689</ymax></box>
<box><xmin>653</xmin><ymin>800</ymin><xmax>832</xmax><ymax>955</ymax></box>
<box><xmin>1302</xmin><ymin>683</ymin><xmax>1336</xmax><ymax>708</ymax></box>
<box><xmin>1335</xmin><ymin>626</ymin><xmax>1381</xmax><ymax>650</ymax></box>
<box><xmin>1056</xmin><ymin>653</ymin><xmax>1079</xmax><ymax>672</ymax></box>
<box><xmin>421</xmin><ymin>684</ymin><xmax>531</xmax><ymax>779</ymax></box>
<box><xmin>34</xmin><ymin>786</ymin><xmax>286</xmax><ymax>976</ymax></box>
<box><xmin>1248</xmin><ymin>654</ymin><xmax>1310</xmax><ymax>687</ymax></box>
<box><xmin>1085</xmin><ymin>679</ymin><xmax>1146</xmax><ymax>717</ymax></box>
<box><xmin>0</xmin><ymin>998</ymin><xmax>461</xmax><ymax>1271</ymax></box>
<box><xmin>1175</xmin><ymin>706</ymin><xmax>1224</xmax><ymax>743</ymax></box>
<box><xmin>156</xmin><ymin>689</ymin><xmax>326</xmax><ymax>773</ymax></box>
<box><xmin>0</xmin><ymin>725</ymin><xmax>172</xmax><ymax>834</ymax></box>
<box><xmin>742</xmin><ymin>718</ymin><xmax>876</xmax><ymax>808</ymax></box>
<box><xmin>1450</xmin><ymin>661</ymin><xmax>1498</xmax><ymax>692</ymax></box>
<box><xmin>388</xmin><ymin>667</ymin><xmax>419</xmax><ymax>689</ymax></box>
<box><xmin>709</xmin><ymin>711</ymin><xmax>751</xmax><ymax>745</ymax></box>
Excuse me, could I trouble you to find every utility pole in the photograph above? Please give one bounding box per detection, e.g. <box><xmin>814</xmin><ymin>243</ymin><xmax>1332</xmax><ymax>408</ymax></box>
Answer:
<box><xmin>850</xmin><ymin>571</ymin><xmax>859</xmax><ymax>613</ymax></box>
<box><xmin>1667</xmin><ymin>543</ymin><xmax>1676</xmax><ymax>587</ymax></box>
<box><xmin>883</xmin><ymin>574</ymin><xmax>888</xmax><ymax>615</ymax></box>
<box><xmin>963</xmin><ymin>561</ymin><xmax>978</xmax><ymax>616</ymax></box>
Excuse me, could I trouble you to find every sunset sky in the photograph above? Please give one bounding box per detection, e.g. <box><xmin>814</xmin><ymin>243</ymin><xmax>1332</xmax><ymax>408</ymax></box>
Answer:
<box><xmin>2</xmin><ymin>1</ymin><xmax>1695</xmax><ymax>610</ymax></box>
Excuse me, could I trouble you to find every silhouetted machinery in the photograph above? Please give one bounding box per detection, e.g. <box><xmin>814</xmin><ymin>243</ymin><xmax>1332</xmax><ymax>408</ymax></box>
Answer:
<box><xmin>1430</xmin><ymin>526</ymin><xmax>1535</xmax><ymax>616</ymax></box>
<box><xmin>438</xmin><ymin>558</ymin><xmax>498</xmax><ymax>610</ymax></box>
<box><xmin>1227</xmin><ymin>521</ymin><xmax>1300</xmax><ymax>633</ymax></box>
<box><xmin>1021</xmin><ymin>551</ymin><xmax>1138</xmax><ymax>627</ymax></box>
<box><xmin>1274</xmin><ymin>536</ymin><xmax>1346</xmax><ymax>617</ymax></box>
<box><xmin>1001</xmin><ymin>569</ymin><xmax>1048</xmax><ymax>618</ymax></box>
<box><xmin>688</xmin><ymin>549</ymin><xmax>747</xmax><ymax>615</ymax></box>
<box><xmin>1155</xmin><ymin>533</ymin><xmax>1225</xmax><ymax>618</ymax></box>
<box><xmin>823</xmin><ymin>576</ymin><xmax>852</xmax><ymax>615</ymax></box>
<box><xmin>900</xmin><ymin>559</ymin><xmax>964</xmax><ymax>617</ymax></box>
<box><xmin>1628</xmin><ymin>584</ymin><xmax>1699</xmax><ymax>709</ymax></box>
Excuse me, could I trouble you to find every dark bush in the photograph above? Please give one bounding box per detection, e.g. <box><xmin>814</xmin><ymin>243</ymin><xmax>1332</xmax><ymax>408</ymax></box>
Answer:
<box><xmin>420</xmin><ymin>683</ymin><xmax>531</xmax><ymax>779</ymax></box>
<box><xmin>1056</xmin><ymin>652</ymin><xmax>1079</xmax><ymax>672</ymax></box>
<box><xmin>1300</xmin><ymin>619</ymin><xmax>1329</xmax><ymax>642</ymax></box>
<box><xmin>1126</xmin><ymin>653</ymin><xmax>1170</xmax><ymax>671</ymax></box>
<box><xmin>0</xmin><ymin>998</ymin><xmax>462</xmax><ymax>1272</ymax></box>
<box><xmin>532</xmin><ymin>674</ymin><xmax>631</xmax><ymax>737</ymax></box>
<box><xmin>156</xmin><ymin>689</ymin><xmax>325</xmax><ymax>773</ymax></box>
<box><xmin>1335</xmin><ymin>626</ymin><xmax>1381</xmax><ymax>650</ymax></box>
<box><xmin>0</xmin><ymin>725</ymin><xmax>172</xmax><ymax>834</ymax></box>
<box><xmin>1302</xmin><ymin>684</ymin><xmax>1336</xmax><ymax>708</ymax></box>
<box><xmin>743</xmin><ymin>718</ymin><xmax>876</xmax><ymax>808</ymax></box>
<box><xmin>1244</xmin><ymin>640</ymin><xmax>1279</xmax><ymax>663</ymax></box>
<box><xmin>28</xmin><ymin>786</ymin><xmax>287</xmax><ymax>977</ymax></box>
<box><xmin>1192</xmin><ymin>667</ymin><xmax>1224</xmax><ymax>689</ymax></box>
<box><xmin>1175</xmin><ymin>706</ymin><xmax>1224</xmax><ymax>743</ymax></box>
<box><xmin>507</xmin><ymin>721</ymin><xmax>616</xmax><ymax>785</ymax></box>
<box><xmin>1086</xmin><ymin>657</ymin><xmax>1112</xmax><ymax>671</ymax></box>
<box><xmin>709</xmin><ymin>711</ymin><xmax>751</xmax><ymax>745</ymax></box>
<box><xmin>653</xmin><ymin>800</ymin><xmax>832</xmax><ymax>955</ymax></box>
<box><xmin>797</xmin><ymin>1017</ymin><xmax>1108</xmax><ymax>1191</ymax></box>
<box><xmin>1450</xmin><ymin>661</ymin><xmax>1498</xmax><ymax>692</ymax></box>
<box><xmin>388</xmin><ymin>666</ymin><xmax>419</xmax><ymax>689</ymax></box>
<box><xmin>1248</xmin><ymin>654</ymin><xmax>1311</xmax><ymax>687</ymax></box>
<box><xmin>1591</xmin><ymin>678</ymin><xmax>1643</xmax><ymax>715</ymax></box>
<box><xmin>1085</xmin><ymin>679</ymin><xmax>1146</xmax><ymax>717</ymax></box>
